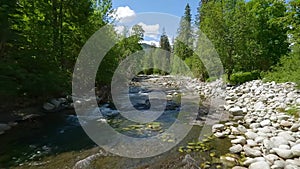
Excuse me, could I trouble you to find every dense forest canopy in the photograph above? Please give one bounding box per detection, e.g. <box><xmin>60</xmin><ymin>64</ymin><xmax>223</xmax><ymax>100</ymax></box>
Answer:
<box><xmin>0</xmin><ymin>0</ymin><xmax>300</xmax><ymax>104</ymax></box>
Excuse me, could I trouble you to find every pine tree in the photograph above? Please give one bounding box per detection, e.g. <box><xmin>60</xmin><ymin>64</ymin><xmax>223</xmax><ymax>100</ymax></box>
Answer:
<box><xmin>174</xmin><ymin>3</ymin><xmax>193</xmax><ymax>61</ymax></box>
<box><xmin>159</xmin><ymin>28</ymin><xmax>171</xmax><ymax>74</ymax></box>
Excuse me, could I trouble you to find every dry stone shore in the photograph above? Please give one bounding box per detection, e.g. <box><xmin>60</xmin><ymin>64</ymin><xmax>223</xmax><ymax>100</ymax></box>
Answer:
<box><xmin>210</xmin><ymin>80</ymin><xmax>300</xmax><ymax>169</ymax></box>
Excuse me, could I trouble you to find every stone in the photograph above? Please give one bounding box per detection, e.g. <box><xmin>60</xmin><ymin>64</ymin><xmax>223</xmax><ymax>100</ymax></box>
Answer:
<box><xmin>272</xmin><ymin>160</ymin><xmax>286</xmax><ymax>168</ymax></box>
<box><xmin>255</xmin><ymin>136</ymin><xmax>265</xmax><ymax>143</ymax></box>
<box><xmin>277</xmin><ymin>115</ymin><xmax>290</xmax><ymax>121</ymax></box>
<box><xmin>243</xmin><ymin>158</ymin><xmax>256</xmax><ymax>166</ymax></box>
<box><xmin>264</xmin><ymin>154</ymin><xmax>279</xmax><ymax>163</ymax></box>
<box><xmin>237</xmin><ymin>125</ymin><xmax>247</xmax><ymax>133</ymax></box>
<box><xmin>249</xmin><ymin>161</ymin><xmax>270</xmax><ymax>169</ymax></box>
<box><xmin>278</xmin><ymin>131</ymin><xmax>296</xmax><ymax>142</ymax></box>
<box><xmin>214</xmin><ymin>132</ymin><xmax>226</xmax><ymax>138</ymax></box>
<box><xmin>231</xmin><ymin>127</ymin><xmax>241</xmax><ymax>135</ymax></box>
<box><xmin>232</xmin><ymin>167</ymin><xmax>247</xmax><ymax>169</ymax></box>
<box><xmin>247</xmin><ymin>139</ymin><xmax>257</xmax><ymax>147</ymax></box>
<box><xmin>286</xmin><ymin>159</ymin><xmax>300</xmax><ymax>167</ymax></box>
<box><xmin>0</xmin><ymin>123</ymin><xmax>11</xmax><ymax>131</ymax></box>
<box><xmin>285</xmin><ymin>164</ymin><xmax>299</xmax><ymax>169</ymax></box>
<box><xmin>229</xmin><ymin>144</ymin><xmax>243</xmax><ymax>154</ymax></box>
<box><xmin>270</xmin><ymin>137</ymin><xmax>289</xmax><ymax>148</ymax></box>
<box><xmin>231</xmin><ymin>136</ymin><xmax>246</xmax><ymax>145</ymax></box>
<box><xmin>290</xmin><ymin>124</ymin><xmax>300</xmax><ymax>132</ymax></box>
<box><xmin>280</xmin><ymin>120</ymin><xmax>293</xmax><ymax>127</ymax></box>
<box><xmin>260</xmin><ymin>119</ymin><xmax>271</xmax><ymax>127</ymax></box>
<box><xmin>291</xmin><ymin>144</ymin><xmax>300</xmax><ymax>157</ymax></box>
<box><xmin>250</xmin><ymin>123</ymin><xmax>261</xmax><ymax>129</ymax></box>
<box><xmin>279</xmin><ymin>145</ymin><xmax>290</xmax><ymax>150</ymax></box>
<box><xmin>212</xmin><ymin>124</ymin><xmax>225</xmax><ymax>132</ymax></box>
<box><xmin>245</xmin><ymin>131</ymin><xmax>259</xmax><ymax>140</ymax></box>
<box><xmin>273</xmin><ymin>148</ymin><xmax>294</xmax><ymax>159</ymax></box>
<box><xmin>244</xmin><ymin>146</ymin><xmax>262</xmax><ymax>157</ymax></box>
<box><xmin>43</xmin><ymin>102</ymin><xmax>56</xmax><ymax>111</ymax></box>
<box><xmin>258</xmin><ymin>126</ymin><xmax>272</xmax><ymax>133</ymax></box>
<box><xmin>229</xmin><ymin>107</ymin><xmax>244</xmax><ymax>116</ymax></box>
<box><xmin>296</xmin><ymin>98</ymin><xmax>300</xmax><ymax>104</ymax></box>
<box><xmin>254</xmin><ymin>101</ymin><xmax>265</xmax><ymax>111</ymax></box>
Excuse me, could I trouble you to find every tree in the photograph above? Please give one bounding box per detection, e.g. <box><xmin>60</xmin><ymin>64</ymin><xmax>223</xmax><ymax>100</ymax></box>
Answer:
<box><xmin>197</xmin><ymin>0</ymin><xmax>289</xmax><ymax>80</ymax></box>
<box><xmin>174</xmin><ymin>3</ymin><xmax>193</xmax><ymax>61</ymax></box>
<box><xmin>159</xmin><ymin>29</ymin><xmax>171</xmax><ymax>74</ymax></box>
<box><xmin>131</xmin><ymin>24</ymin><xmax>145</xmax><ymax>41</ymax></box>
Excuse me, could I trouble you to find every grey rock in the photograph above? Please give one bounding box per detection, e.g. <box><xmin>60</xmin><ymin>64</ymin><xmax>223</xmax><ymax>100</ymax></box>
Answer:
<box><xmin>229</xmin><ymin>144</ymin><xmax>243</xmax><ymax>154</ymax></box>
<box><xmin>237</xmin><ymin>125</ymin><xmax>248</xmax><ymax>133</ymax></box>
<box><xmin>250</xmin><ymin>123</ymin><xmax>261</xmax><ymax>129</ymax></box>
<box><xmin>231</xmin><ymin>136</ymin><xmax>246</xmax><ymax>145</ymax></box>
<box><xmin>214</xmin><ymin>132</ymin><xmax>226</xmax><ymax>138</ymax></box>
<box><xmin>232</xmin><ymin>167</ymin><xmax>247</xmax><ymax>169</ymax></box>
<box><xmin>273</xmin><ymin>148</ymin><xmax>294</xmax><ymax>159</ymax></box>
<box><xmin>245</xmin><ymin>131</ymin><xmax>259</xmax><ymax>140</ymax></box>
<box><xmin>285</xmin><ymin>164</ymin><xmax>299</xmax><ymax>169</ymax></box>
<box><xmin>249</xmin><ymin>161</ymin><xmax>270</xmax><ymax>169</ymax></box>
<box><xmin>272</xmin><ymin>160</ymin><xmax>286</xmax><ymax>168</ymax></box>
<box><xmin>212</xmin><ymin>124</ymin><xmax>225</xmax><ymax>132</ymax></box>
<box><xmin>277</xmin><ymin>115</ymin><xmax>290</xmax><ymax>121</ymax></box>
<box><xmin>244</xmin><ymin>146</ymin><xmax>262</xmax><ymax>157</ymax></box>
<box><xmin>264</xmin><ymin>154</ymin><xmax>279</xmax><ymax>163</ymax></box>
<box><xmin>291</xmin><ymin>144</ymin><xmax>300</xmax><ymax>157</ymax></box>
<box><xmin>290</xmin><ymin>124</ymin><xmax>300</xmax><ymax>132</ymax></box>
<box><xmin>43</xmin><ymin>102</ymin><xmax>56</xmax><ymax>111</ymax></box>
<box><xmin>279</xmin><ymin>145</ymin><xmax>290</xmax><ymax>150</ymax></box>
<box><xmin>270</xmin><ymin>137</ymin><xmax>289</xmax><ymax>147</ymax></box>
<box><xmin>247</xmin><ymin>139</ymin><xmax>257</xmax><ymax>147</ymax></box>
<box><xmin>286</xmin><ymin>159</ymin><xmax>300</xmax><ymax>167</ymax></box>
<box><xmin>229</xmin><ymin>107</ymin><xmax>244</xmax><ymax>116</ymax></box>
<box><xmin>260</xmin><ymin>119</ymin><xmax>271</xmax><ymax>127</ymax></box>
<box><xmin>278</xmin><ymin>131</ymin><xmax>296</xmax><ymax>142</ymax></box>
<box><xmin>0</xmin><ymin>123</ymin><xmax>11</xmax><ymax>131</ymax></box>
<box><xmin>280</xmin><ymin>120</ymin><xmax>293</xmax><ymax>127</ymax></box>
<box><xmin>255</xmin><ymin>136</ymin><xmax>265</xmax><ymax>143</ymax></box>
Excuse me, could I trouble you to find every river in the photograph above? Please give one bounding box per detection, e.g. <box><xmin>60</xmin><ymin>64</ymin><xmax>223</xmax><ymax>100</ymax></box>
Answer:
<box><xmin>0</xmin><ymin>75</ymin><xmax>232</xmax><ymax>169</ymax></box>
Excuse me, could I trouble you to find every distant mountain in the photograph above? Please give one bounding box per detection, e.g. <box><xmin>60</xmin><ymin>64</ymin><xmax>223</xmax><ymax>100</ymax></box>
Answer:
<box><xmin>140</xmin><ymin>43</ymin><xmax>157</xmax><ymax>49</ymax></box>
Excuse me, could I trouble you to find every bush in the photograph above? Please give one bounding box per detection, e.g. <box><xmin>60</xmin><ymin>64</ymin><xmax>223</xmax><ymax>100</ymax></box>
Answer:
<box><xmin>230</xmin><ymin>70</ymin><xmax>261</xmax><ymax>85</ymax></box>
<box><xmin>263</xmin><ymin>45</ymin><xmax>300</xmax><ymax>86</ymax></box>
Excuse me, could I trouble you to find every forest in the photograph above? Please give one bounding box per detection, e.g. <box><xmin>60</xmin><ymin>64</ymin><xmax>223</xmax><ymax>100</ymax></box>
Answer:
<box><xmin>0</xmin><ymin>0</ymin><xmax>300</xmax><ymax>105</ymax></box>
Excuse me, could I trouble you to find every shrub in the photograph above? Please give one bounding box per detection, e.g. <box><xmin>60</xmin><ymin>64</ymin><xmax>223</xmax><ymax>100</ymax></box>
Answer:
<box><xmin>230</xmin><ymin>70</ymin><xmax>261</xmax><ymax>85</ymax></box>
<box><xmin>263</xmin><ymin>45</ymin><xmax>300</xmax><ymax>87</ymax></box>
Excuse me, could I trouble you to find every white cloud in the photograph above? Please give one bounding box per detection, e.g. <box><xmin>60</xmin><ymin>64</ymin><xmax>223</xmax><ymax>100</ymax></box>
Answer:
<box><xmin>114</xmin><ymin>25</ymin><xmax>125</xmax><ymax>35</ymax></box>
<box><xmin>137</xmin><ymin>22</ymin><xmax>160</xmax><ymax>40</ymax></box>
<box><xmin>112</xmin><ymin>6</ymin><xmax>136</xmax><ymax>23</ymax></box>
<box><xmin>141</xmin><ymin>40</ymin><xmax>159</xmax><ymax>47</ymax></box>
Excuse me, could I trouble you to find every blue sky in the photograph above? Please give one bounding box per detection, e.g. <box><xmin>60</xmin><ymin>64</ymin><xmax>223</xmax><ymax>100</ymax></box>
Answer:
<box><xmin>111</xmin><ymin>0</ymin><xmax>200</xmax><ymax>46</ymax></box>
<box><xmin>112</xmin><ymin>0</ymin><xmax>199</xmax><ymax>18</ymax></box>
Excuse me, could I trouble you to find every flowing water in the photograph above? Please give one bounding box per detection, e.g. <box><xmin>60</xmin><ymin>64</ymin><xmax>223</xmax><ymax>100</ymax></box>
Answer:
<box><xmin>0</xmin><ymin>76</ymin><xmax>231</xmax><ymax>168</ymax></box>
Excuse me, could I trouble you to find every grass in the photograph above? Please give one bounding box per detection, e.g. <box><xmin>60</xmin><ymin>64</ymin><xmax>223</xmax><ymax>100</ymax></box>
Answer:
<box><xmin>277</xmin><ymin>106</ymin><xmax>300</xmax><ymax>118</ymax></box>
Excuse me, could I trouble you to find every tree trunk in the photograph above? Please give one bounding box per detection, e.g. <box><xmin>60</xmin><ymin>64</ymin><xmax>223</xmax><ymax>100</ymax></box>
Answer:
<box><xmin>52</xmin><ymin>0</ymin><xmax>59</xmax><ymax>62</ymax></box>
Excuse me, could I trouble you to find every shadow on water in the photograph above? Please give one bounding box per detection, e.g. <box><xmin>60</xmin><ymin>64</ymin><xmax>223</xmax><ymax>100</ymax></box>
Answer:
<box><xmin>0</xmin><ymin>112</ymin><xmax>96</xmax><ymax>168</ymax></box>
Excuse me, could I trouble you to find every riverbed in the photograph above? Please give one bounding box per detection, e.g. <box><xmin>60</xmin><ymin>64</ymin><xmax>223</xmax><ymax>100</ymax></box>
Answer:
<box><xmin>0</xmin><ymin>75</ymin><xmax>232</xmax><ymax>169</ymax></box>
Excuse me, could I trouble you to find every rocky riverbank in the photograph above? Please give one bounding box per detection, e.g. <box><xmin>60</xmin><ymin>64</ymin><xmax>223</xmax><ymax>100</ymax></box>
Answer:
<box><xmin>211</xmin><ymin>80</ymin><xmax>300</xmax><ymax>169</ymax></box>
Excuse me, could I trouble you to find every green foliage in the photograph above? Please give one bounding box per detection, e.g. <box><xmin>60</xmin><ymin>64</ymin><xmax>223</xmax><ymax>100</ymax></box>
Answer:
<box><xmin>0</xmin><ymin>0</ymin><xmax>113</xmax><ymax>100</ymax></box>
<box><xmin>174</xmin><ymin>3</ymin><xmax>193</xmax><ymax>61</ymax></box>
<box><xmin>185</xmin><ymin>54</ymin><xmax>208</xmax><ymax>80</ymax></box>
<box><xmin>198</xmin><ymin>0</ymin><xmax>289</xmax><ymax>80</ymax></box>
<box><xmin>263</xmin><ymin>45</ymin><xmax>300</xmax><ymax>86</ymax></box>
<box><xmin>230</xmin><ymin>71</ymin><xmax>261</xmax><ymax>85</ymax></box>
